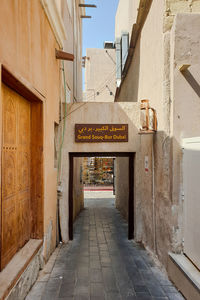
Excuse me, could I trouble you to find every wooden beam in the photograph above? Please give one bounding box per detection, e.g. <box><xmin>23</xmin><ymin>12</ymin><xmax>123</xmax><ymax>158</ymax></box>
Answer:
<box><xmin>79</xmin><ymin>4</ymin><xmax>97</xmax><ymax>8</ymax></box>
<box><xmin>55</xmin><ymin>49</ymin><xmax>74</xmax><ymax>61</ymax></box>
<box><xmin>1</xmin><ymin>65</ymin><xmax>45</xmax><ymax>102</ymax></box>
<box><xmin>81</xmin><ymin>15</ymin><xmax>92</xmax><ymax>18</ymax></box>
<box><xmin>179</xmin><ymin>64</ymin><xmax>191</xmax><ymax>72</ymax></box>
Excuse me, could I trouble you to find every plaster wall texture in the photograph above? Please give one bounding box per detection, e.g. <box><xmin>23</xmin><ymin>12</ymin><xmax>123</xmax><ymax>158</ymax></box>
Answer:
<box><xmin>0</xmin><ymin>1</ymin><xmax>84</xmax><ymax>297</ymax></box>
<box><xmin>115</xmin><ymin>0</ymin><xmax>140</xmax><ymax>39</ymax></box>
<box><xmin>60</xmin><ymin>102</ymin><xmax>141</xmax><ymax>242</ymax></box>
<box><xmin>61</xmin><ymin>0</ymin><xmax>83</xmax><ymax>102</ymax></box>
<box><xmin>116</xmin><ymin>0</ymin><xmax>165</xmax><ymax>128</ymax></box>
<box><xmin>0</xmin><ymin>0</ymin><xmax>60</xmax><ymax>264</ymax></box>
<box><xmin>172</xmin><ymin>13</ymin><xmax>200</xmax><ymax>140</ymax></box>
<box><xmin>115</xmin><ymin>0</ymin><xmax>200</xmax><ymax>268</ymax></box>
<box><xmin>84</xmin><ymin>49</ymin><xmax>116</xmax><ymax>102</ymax></box>
<box><xmin>0</xmin><ymin>1</ymin><xmax>83</xmax><ymax>299</ymax></box>
<box><xmin>115</xmin><ymin>0</ymin><xmax>172</xmax><ymax>267</ymax></box>
<box><xmin>164</xmin><ymin>0</ymin><xmax>200</xmax><ymax>32</ymax></box>
<box><xmin>170</xmin><ymin>13</ymin><xmax>200</xmax><ymax>255</ymax></box>
<box><xmin>60</xmin><ymin>0</ymin><xmax>84</xmax><ymax>224</ymax></box>
<box><xmin>155</xmin><ymin>0</ymin><xmax>200</xmax><ymax>264</ymax></box>
<box><xmin>139</xmin><ymin>134</ymin><xmax>155</xmax><ymax>251</ymax></box>
<box><xmin>113</xmin><ymin>133</ymin><xmax>154</xmax><ymax>245</ymax></box>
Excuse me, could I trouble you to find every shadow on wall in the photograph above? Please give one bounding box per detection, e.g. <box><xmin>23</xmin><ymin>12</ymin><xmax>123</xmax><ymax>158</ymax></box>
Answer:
<box><xmin>116</xmin><ymin>35</ymin><xmax>141</xmax><ymax>102</ymax></box>
<box><xmin>139</xmin><ymin>129</ymin><xmax>184</xmax><ymax>267</ymax></box>
<box><xmin>115</xmin><ymin>157</ymin><xmax>129</xmax><ymax>221</ymax></box>
<box><xmin>181</xmin><ymin>69</ymin><xmax>200</xmax><ymax>98</ymax></box>
<box><xmin>73</xmin><ymin>157</ymin><xmax>84</xmax><ymax>221</ymax></box>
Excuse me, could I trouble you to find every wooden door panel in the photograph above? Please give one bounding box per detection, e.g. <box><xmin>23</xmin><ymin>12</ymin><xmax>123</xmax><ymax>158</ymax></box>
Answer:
<box><xmin>18</xmin><ymin>151</ymin><xmax>30</xmax><ymax>192</ymax></box>
<box><xmin>1</xmin><ymin>84</ymin><xmax>31</xmax><ymax>269</ymax></box>
<box><xmin>18</xmin><ymin>96</ymin><xmax>30</xmax><ymax>147</ymax></box>
<box><xmin>2</xmin><ymin>150</ymin><xmax>17</xmax><ymax>198</ymax></box>
<box><xmin>18</xmin><ymin>191</ymin><xmax>30</xmax><ymax>248</ymax></box>
<box><xmin>1</xmin><ymin>195</ymin><xmax>17</xmax><ymax>268</ymax></box>
<box><xmin>1</xmin><ymin>86</ymin><xmax>18</xmax><ymax>269</ymax></box>
<box><xmin>17</xmin><ymin>95</ymin><xmax>31</xmax><ymax>250</ymax></box>
<box><xmin>3</xmin><ymin>94</ymin><xmax>17</xmax><ymax>145</ymax></box>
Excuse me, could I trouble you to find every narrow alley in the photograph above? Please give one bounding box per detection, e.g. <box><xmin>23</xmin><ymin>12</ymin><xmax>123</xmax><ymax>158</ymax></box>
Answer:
<box><xmin>27</xmin><ymin>192</ymin><xmax>184</xmax><ymax>300</ymax></box>
<box><xmin>1</xmin><ymin>1</ymin><xmax>200</xmax><ymax>299</ymax></box>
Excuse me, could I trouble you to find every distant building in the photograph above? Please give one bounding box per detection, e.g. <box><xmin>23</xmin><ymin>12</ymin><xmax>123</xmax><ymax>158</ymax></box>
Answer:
<box><xmin>83</xmin><ymin>45</ymin><xmax>116</xmax><ymax>102</ymax></box>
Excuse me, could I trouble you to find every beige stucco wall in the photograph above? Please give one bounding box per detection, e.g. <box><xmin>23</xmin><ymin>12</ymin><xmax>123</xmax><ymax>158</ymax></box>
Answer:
<box><xmin>115</xmin><ymin>0</ymin><xmax>172</xmax><ymax>265</ymax></box>
<box><xmin>164</xmin><ymin>0</ymin><xmax>200</xmax><ymax>31</ymax></box>
<box><xmin>0</xmin><ymin>0</ymin><xmax>60</xmax><ymax>262</ymax></box>
<box><xmin>170</xmin><ymin>13</ymin><xmax>200</xmax><ymax>253</ymax></box>
<box><xmin>171</xmin><ymin>13</ymin><xmax>200</xmax><ymax>141</ymax></box>
<box><xmin>116</xmin><ymin>0</ymin><xmax>165</xmax><ymax>120</ymax></box>
<box><xmin>0</xmin><ymin>0</ymin><xmax>84</xmax><ymax>267</ymax></box>
<box><xmin>59</xmin><ymin>0</ymin><xmax>84</xmax><ymax>225</ymax></box>
<box><xmin>115</xmin><ymin>0</ymin><xmax>168</xmax><ymax>267</ymax></box>
<box><xmin>115</xmin><ymin>0</ymin><xmax>200</xmax><ymax>268</ymax></box>
<box><xmin>61</xmin><ymin>0</ymin><xmax>83</xmax><ymax>102</ymax></box>
<box><xmin>84</xmin><ymin>48</ymin><xmax>116</xmax><ymax>102</ymax></box>
<box><xmin>139</xmin><ymin>134</ymin><xmax>155</xmax><ymax>250</ymax></box>
<box><xmin>115</xmin><ymin>0</ymin><xmax>140</xmax><ymax>39</ymax></box>
<box><xmin>60</xmin><ymin>102</ymin><xmax>141</xmax><ymax>242</ymax></box>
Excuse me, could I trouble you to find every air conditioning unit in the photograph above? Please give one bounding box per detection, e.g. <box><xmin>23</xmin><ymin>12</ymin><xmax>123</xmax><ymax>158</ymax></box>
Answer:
<box><xmin>104</xmin><ymin>41</ymin><xmax>115</xmax><ymax>49</ymax></box>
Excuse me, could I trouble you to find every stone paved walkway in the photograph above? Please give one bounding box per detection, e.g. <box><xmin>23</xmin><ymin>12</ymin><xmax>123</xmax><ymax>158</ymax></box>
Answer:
<box><xmin>27</xmin><ymin>192</ymin><xmax>184</xmax><ymax>300</ymax></box>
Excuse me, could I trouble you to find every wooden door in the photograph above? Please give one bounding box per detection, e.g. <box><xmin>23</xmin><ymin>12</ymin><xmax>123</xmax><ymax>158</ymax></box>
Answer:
<box><xmin>1</xmin><ymin>84</ymin><xmax>31</xmax><ymax>269</ymax></box>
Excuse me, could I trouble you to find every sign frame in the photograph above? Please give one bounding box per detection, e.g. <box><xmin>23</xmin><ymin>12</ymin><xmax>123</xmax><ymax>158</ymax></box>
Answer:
<box><xmin>75</xmin><ymin>124</ymin><xmax>128</xmax><ymax>143</ymax></box>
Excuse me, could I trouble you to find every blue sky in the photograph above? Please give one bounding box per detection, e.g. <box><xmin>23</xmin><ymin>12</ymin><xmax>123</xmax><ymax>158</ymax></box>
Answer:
<box><xmin>82</xmin><ymin>0</ymin><xmax>119</xmax><ymax>55</ymax></box>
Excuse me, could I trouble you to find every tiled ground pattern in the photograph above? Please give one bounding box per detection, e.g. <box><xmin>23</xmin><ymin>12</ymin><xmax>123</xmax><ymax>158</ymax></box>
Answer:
<box><xmin>27</xmin><ymin>197</ymin><xmax>184</xmax><ymax>300</ymax></box>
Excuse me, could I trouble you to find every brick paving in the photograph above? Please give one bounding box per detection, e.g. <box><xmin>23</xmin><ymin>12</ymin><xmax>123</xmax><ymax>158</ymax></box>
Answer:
<box><xmin>27</xmin><ymin>193</ymin><xmax>184</xmax><ymax>300</ymax></box>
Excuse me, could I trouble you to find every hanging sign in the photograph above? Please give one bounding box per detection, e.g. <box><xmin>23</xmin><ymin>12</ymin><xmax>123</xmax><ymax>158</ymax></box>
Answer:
<box><xmin>75</xmin><ymin>124</ymin><xmax>128</xmax><ymax>143</ymax></box>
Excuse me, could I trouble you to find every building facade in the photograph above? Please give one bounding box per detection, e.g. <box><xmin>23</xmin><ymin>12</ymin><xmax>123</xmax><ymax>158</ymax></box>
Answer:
<box><xmin>115</xmin><ymin>0</ymin><xmax>200</xmax><ymax>298</ymax></box>
<box><xmin>0</xmin><ymin>1</ymin><xmax>84</xmax><ymax>299</ymax></box>
<box><xmin>84</xmin><ymin>47</ymin><xmax>116</xmax><ymax>102</ymax></box>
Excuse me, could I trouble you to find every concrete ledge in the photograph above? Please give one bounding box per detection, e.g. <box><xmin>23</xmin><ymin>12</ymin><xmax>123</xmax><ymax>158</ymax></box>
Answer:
<box><xmin>168</xmin><ymin>253</ymin><xmax>200</xmax><ymax>300</ymax></box>
<box><xmin>0</xmin><ymin>239</ymin><xmax>42</xmax><ymax>300</ymax></box>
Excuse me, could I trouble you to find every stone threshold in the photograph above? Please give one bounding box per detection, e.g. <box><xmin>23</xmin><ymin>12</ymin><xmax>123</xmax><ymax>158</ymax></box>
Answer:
<box><xmin>0</xmin><ymin>239</ymin><xmax>42</xmax><ymax>300</ymax></box>
<box><xmin>168</xmin><ymin>252</ymin><xmax>200</xmax><ymax>300</ymax></box>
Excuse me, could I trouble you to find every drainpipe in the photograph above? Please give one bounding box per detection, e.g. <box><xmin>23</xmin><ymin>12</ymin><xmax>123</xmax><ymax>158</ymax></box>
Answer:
<box><xmin>121</xmin><ymin>32</ymin><xmax>129</xmax><ymax>72</ymax></box>
<box><xmin>152</xmin><ymin>140</ymin><xmax>156</xmax><ymax>253</ymax></box>
<box><xmin>115</xmin><ymin>38</ymin><xmax>122</xmax><ymax>87</ymax></box>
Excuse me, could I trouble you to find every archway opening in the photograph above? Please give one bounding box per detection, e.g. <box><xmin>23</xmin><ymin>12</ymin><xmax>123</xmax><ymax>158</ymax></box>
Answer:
<box><xmin>69</xmin><ymin>152</ymin><xmax>135</xmax><ymax>240</ymax></box>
